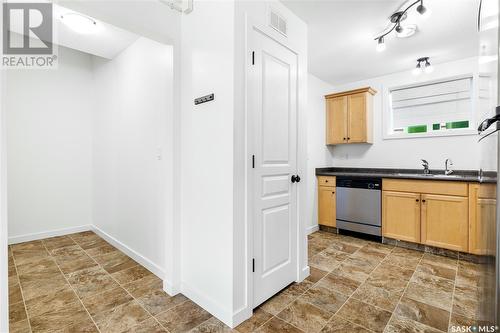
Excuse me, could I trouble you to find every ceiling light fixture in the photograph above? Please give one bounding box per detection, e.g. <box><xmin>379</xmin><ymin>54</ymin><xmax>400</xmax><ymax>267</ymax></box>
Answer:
<box><xmin>60</xmin><ymin>13</ymin><xmax>98</xmax><ymax>34</ymax></box>
<box><xmin>374</xmin><ymin>0</ymin><xmax>430</xmax><ymax>51</ymax></box>
<box><xmin>413</xmin><ymin>57</ymin><xmax>433</xmax><ymax>75</ymax></box>
<box><xmin>396</xmin><ymin>24</ymin><xmax>417</xmax><ymax>38</ymax></box>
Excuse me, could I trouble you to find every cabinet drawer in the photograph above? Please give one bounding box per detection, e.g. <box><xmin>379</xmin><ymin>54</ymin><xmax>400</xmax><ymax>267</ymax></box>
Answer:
<box><xmin>318</xmin><ymin>176</ymin><xmax>336</xmax><ymax>187</ymax></box>
<box><xmin>383</xmin><ymin>179</ymin><xmax>468</xmax><ymax>196</ymax></box>
<box><xmin>479</xmin><ymin>183</ymin><xmax>496</xmax><ymax>199</ymax></box>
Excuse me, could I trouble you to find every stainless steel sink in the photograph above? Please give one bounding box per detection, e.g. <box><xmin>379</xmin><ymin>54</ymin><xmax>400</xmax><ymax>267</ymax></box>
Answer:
<box><xmin>394</xmin><ymin>173</ymin><xmax>464</xmax><ymax>179</ymax></box>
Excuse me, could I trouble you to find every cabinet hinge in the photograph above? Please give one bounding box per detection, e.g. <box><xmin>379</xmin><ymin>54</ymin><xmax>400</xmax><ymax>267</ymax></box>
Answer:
<box><xmin>252</xmin><ymin>259</ymin><xmax>255</xmax><ymax>272</ymax></box>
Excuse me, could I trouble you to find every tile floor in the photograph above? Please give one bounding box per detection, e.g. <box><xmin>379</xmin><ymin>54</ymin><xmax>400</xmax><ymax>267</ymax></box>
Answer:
<box><xmin>8</xmin><ymin>230</ymin><xmax>486</xmax><ymax>333</ymax></box>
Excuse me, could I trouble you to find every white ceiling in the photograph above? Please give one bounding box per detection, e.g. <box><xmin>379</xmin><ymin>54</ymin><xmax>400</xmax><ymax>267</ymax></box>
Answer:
<box><xmin>9</xmin><ymin>3</ymin><xmax>140</xmax><ymax>59</ymax></box>
<box><xmin>54</xmin><ymin>5</ymin><xmax>139</xmax><ymax>59</ymax></box>
<box><xmin>281</xmin><ymin>0</ymin><xmax>480</xmax><ymax>85</ymax></box>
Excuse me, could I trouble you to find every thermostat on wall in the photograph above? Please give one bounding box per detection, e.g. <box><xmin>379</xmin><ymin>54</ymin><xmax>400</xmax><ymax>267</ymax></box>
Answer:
<box><xmin>194</xmin><ymin>93</ymin><xmax>215</xmax><ymax>105</ymax></box>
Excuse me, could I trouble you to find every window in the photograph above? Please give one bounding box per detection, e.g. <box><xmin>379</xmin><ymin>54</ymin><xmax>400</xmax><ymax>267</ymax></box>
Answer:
<box><xmin>385</xmin><ymin>76</ymin><xmax>475</xmax><ymax>138</ymax></box>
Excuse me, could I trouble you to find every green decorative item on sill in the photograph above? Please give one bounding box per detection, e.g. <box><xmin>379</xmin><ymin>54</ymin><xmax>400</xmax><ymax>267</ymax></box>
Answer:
<box><xmin>446</xmin><ymin>120</ymin><xmax>469</xmax><ymax>129</ymax></box>
<box><xmin>432</xmin><ymin>121</ymin><xmax>469</xmax><ymax>130</ymax></box>
<box><xmin>407</xmin><ymin>125</ymin><xmax>427</xmax><ymax>133</ymax></box>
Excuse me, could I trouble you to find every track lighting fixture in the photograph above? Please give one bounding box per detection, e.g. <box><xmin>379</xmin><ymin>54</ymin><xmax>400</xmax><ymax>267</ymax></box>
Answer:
<box><xmin>376</xmin><ymin>37</ymin><xmax>386</xmax><ymax>52</ymax></box>
<box><xmin>374</xmin><ymin>0</ymin><xmax>430</xmax><ymax>51</ymax></box>
<box><xmin>413</xmin><ymin>57</ymin><xmax>433</xmax><ymax>75</ymax></box>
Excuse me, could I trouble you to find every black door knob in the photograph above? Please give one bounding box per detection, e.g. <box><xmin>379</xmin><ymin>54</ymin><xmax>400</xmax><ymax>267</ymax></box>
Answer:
<box><xmin>291</xmin><ymin>175</ymin><xmax>301</xmax><ymax>183</ymax></box>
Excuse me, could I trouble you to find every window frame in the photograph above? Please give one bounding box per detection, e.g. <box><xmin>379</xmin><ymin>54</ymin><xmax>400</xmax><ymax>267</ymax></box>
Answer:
<box><xmin>382</xmin><ymin>73</ymin><xmax>479</xmax><ymax>140</ymax></box>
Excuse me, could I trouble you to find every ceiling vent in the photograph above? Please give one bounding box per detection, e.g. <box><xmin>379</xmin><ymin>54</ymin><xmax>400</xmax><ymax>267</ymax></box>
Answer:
<box><xmin>269</xmin><ymin>10</ymin><xmax>287</xmax><ymax>36</ymax></box>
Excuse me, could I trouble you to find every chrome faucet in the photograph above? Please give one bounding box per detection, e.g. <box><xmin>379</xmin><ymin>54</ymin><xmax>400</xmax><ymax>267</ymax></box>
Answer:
<box><xmin>445</xmin><ymin>158</ymin><xmax>454</xmax><ymax>175</ymax></box>
<box><xmin>421</xmin><ymin>159</ymin><xmax>430</xmax><ymax>175</ymax></box>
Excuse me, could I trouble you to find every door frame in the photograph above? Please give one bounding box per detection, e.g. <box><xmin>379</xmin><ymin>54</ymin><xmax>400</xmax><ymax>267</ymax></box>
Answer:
<box><xmin>245</xmin><ymin>18</ymin><xmax>308</xmax><ymax>312</ymax></box>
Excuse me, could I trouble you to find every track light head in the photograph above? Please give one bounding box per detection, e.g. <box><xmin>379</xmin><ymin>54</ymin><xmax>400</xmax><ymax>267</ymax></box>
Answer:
<box><xmin>417</xmin><ymin>3</ymin><xmax>426</xmax><ymax>15</ymax></box>
<box><xmin>376</xmin><ymin>37</ymin><xmax>386</xmax><ymax>52</ymax></box>
<box><xmin>395</xmin><ymin>23</ymin><xmax>403</xmax><ymax>33</ymax></box>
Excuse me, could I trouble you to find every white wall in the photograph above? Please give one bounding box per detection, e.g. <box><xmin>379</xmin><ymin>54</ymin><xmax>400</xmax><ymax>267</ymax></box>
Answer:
<box><xmin>6</xmin><ymin>46</ymin><xmax>94</xmax><ymax>242</ymax></box>
<box><xmin>307</xmin><ymin>74</ymin><xmax>335</xmax><ymax>231</ymax></box>
<box><xmin>179</xmin><ymin>0</ymin><xmax>236</xmax><ymax>325</ymax></box>
<box><xmin>60</xmin><ymin>0</ymin><xmax>183</xmax><ymax>299</ymax></box>
<box><xmin>92</xmin><ymin>37</ymin><xmax>173</xmax><ymax>278</ymax></box>
<box><xmin>327</xmin><ymin>57</ymin><xmax>483</xmax><ymax>171</ymax></box>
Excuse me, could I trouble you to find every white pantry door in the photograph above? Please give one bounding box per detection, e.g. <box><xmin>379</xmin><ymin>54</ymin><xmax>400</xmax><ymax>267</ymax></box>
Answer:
<box><xmin>249</xmin><ymin>28</ymin><xmax>298</xmax><ymax>307</ymax></box>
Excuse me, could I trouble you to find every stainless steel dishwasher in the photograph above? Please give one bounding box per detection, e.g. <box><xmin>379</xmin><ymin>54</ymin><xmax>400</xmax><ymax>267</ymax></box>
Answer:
<box><xmin>336</xmin><ymin>177</ymin><xmax>382</xmax><ymax>236</ymax></box>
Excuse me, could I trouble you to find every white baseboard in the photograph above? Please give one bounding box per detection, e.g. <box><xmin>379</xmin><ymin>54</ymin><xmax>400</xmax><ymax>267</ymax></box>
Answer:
<box><xmin>232</xmin><ymin>306</ymin><xmax>252</xmax><ymax>328</ymax></box>
<box><xmin>8</xmin><ymin>225</ymin><xmax>92</xmax><ymax>245</ymax></box>
<box><xmin>181</xmin><ymin>282</ymin><xmax>235</xmax><ymax>328</ymax></box>
<box><xmin>90</xmin><ymin>225</ymin><xmax>166</xmax><ymax>280</ymax></box>
<box><xmin>163</xmin><ymin>279</ymin><xmax>180</xmax><ymax>297</ymax></box>
<box><xmin>307</xmin><ymin>224</ymin><xmax>319</xmax><ymax>235</ymax></box>
<box><xmin>299</xmin><ymin>265</ymin><xmax>310</xmax><ymax>282</ymax></box>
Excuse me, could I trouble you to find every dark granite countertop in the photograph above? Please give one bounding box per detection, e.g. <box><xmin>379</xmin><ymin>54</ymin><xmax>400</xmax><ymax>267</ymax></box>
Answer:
<box><xmin>315</xmin><ymin>167</ymin><xmax>497</xmax><ymax>183</ymax></box>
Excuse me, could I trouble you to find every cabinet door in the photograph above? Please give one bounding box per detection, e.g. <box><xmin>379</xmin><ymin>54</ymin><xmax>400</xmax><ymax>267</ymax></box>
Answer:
<box><xmin>318</xmin><ymin>186</ymin><xmax>336</xmax><ymax>227</ymax></box>
<box><xmin>469</xmin><ymin>184</ymin><xmax>497</xmax><ymax>255</ymax></box>
<box><xmin>326</xmin><ymin>96</ymin><xmax>348</xmax><ymax>145</ymax></box>
<box><xmin>382</xmin><ymin>191</ymin><xmax>421</xmax><ymax>243</ymax></box>
<box><xmin>421</xmin><ymin>194</ymin><xmax>468</xmax><ymax>252</ymax></box>
<box><xmin>347</xmin><ymin>93</ymin><xmax>367</xmax><ymax>143</ymax></box>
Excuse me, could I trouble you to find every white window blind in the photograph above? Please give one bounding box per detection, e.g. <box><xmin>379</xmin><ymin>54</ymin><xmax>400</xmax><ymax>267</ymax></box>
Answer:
<box><xmin>388</xmin><ymin>77</ymin><xmax>473</xmax><ymax>135</ymax></box>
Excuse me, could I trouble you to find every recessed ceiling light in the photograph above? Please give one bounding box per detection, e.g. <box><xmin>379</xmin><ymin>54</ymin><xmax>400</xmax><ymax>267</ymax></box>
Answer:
<box><xmin>396</xmin><ymin>24</ymin><xmax>417</xmax><ymax>38</ymax></box>
<box><xmin>60</xmin><ymin>13</ymin><xmax>98</xmax><ymax>34</ymax></box>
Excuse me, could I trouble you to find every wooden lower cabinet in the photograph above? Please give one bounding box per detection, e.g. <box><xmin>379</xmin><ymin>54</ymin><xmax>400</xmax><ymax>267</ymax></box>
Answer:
<box><xmin>318</xmin><ymin>186</ymin><xmax>336</xmax><ymax>227</ymax></box>
<box><xmin>421</xmin><ymin>194</ymin><xmax>469</xmax><ymax>252</ymax></box>
<box><xmin>469</xmin><ymin>183</ymin><xmax>497</xmax><ymax>255</ymax></box>
<box><xmin>382</xmin><ymin>191</ymin><xmax>421</xmax><ymax>243</ymax></box>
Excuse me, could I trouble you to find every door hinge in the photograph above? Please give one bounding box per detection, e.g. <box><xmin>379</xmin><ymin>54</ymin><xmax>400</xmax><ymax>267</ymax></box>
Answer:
<box><xmin>252</xmin><ymin>258</ymin><xmax>255</xmax><ymax>272</ymax></box>
<box><xmin>252</xmin><ymin>155</ymin><xmax>255</xmax><ymax>169</ymax></box>
<box><xmin>252</xmin><ymin>51</ymin><xmax>255</xmax><ymax>65</ymax></box>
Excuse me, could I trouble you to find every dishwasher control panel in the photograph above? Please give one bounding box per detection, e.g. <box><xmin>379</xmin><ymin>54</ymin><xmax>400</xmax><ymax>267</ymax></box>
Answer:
<box><xmin>336</xmin><ymin>177</ymin><xmax>382</xmax><ymax>190</ymax></box>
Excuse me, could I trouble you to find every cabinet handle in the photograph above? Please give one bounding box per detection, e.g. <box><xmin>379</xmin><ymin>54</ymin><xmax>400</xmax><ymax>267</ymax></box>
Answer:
<box><xmin>325</xmin><ymin>180</ymin><xmax>328</xmax><ymax>183</ymax></box>
<box><xmin>343</xmin><ymin>137</ymin><xmax>346</xmax><ymax>141</ymax></box>
<box><xmin>422</xmin><ymin>199</ymin><xmax>426</xmax><ymax>203</ymax></box>
<box><xmin>347</xmin><ymin>137</ymin><xmax>351</xmax><ymax>140</ymax></box>
<box><xmin>416</xmin><ymin>199</ymin><xmax>419</xmax><ymax>202</ymax></box>
<box><xmin>332</xmin><ymin>191</ymin><xmax>335</xmax><ymax>194</ymax></box>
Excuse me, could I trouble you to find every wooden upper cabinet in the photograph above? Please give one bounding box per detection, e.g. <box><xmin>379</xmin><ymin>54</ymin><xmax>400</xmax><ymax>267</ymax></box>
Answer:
<box><xmin>326</xmin><ymin>96</ymin><xmax>348</xmax><ymax>144</ymax></box>
<box><xmin>325</xmin><ymin>87</ymin><xmax>376</xmax><ymax>145</ymax></box>
<box><xmin>421</xmin><ymin>194</ymin><xmax>469</xmax><ymax>252</ymax></box>
<box><xmin>382</xmin><ymin>191</ymin><xmax>421</xmax><ymax>243</ymax></box>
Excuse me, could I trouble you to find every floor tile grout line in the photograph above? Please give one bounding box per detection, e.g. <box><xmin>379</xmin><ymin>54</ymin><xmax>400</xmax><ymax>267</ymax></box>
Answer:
<box><xmin>68</xmin><ymin>232</ymin><xmax>176</xmax><ymax>333</ymax></box>
<box><xmin>309</xmin><ymin>241</ymin><xmax>370</xmax><ymax>333</ymax></box>
<box><xmin>9</xmin><ymin>245</ymin><xmax>34</xmax><ymax>333</ymax></box>
<box><xmin>448</xmin><ymin>255</ymin><xmax>460</xmax><ymax>331</ymax></box>
<box><xmin>381</xmin><ymin>248</ymin><xmax>426</xmax><ymax>333</ymax></box>
<box><xmin>316</xmin><ymin>242</ymin><xmax>397</xmax><ymax>333</ymax></box>
<box><xmin>40</xmin><ymin>238</ymin><xmax>103</xmax><ymax>333</ymax></box>
<box><xmin>244</xmin><ymin>239</ymin><xmax>356</xmax><ymax>333</ymax></box>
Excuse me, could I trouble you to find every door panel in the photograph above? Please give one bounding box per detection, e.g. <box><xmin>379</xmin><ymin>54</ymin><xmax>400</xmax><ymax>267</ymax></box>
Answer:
<box><xmin>262</xmin><ymin>53</ymin><xmax>290</xmax><ymax>164</ymax></box>
<box><xmin>347</xmin><ymin>93</ymin><xmax>367</xmax><ymax>143</ymax></box>
<box><xmin>382</xmin><ymin>191</ymin><xmax>421</xmax><ymax>243</ymax></box>
<box><xmin>318</xmin><ymin>186</ymin><xmax>335</xmax><ymax>227</ymax></box>
<box><xmin>326</xmin><ymin>96</ymin><xmax>347</xmax><ymax>144</ymax></box>
<box><xmin>262</xmin><ymin>204</ymin><xmax>291</xmax><ymax>274</ymax></box>
<box><xmin>420</xmin><ymin>194</ymin><xmax>468</xmax><ymax>252</ymax></box>
<box><xmin>250</xmin><ymin>28</ymin><xmax>298</xmax><ymax>307</ymax></box>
